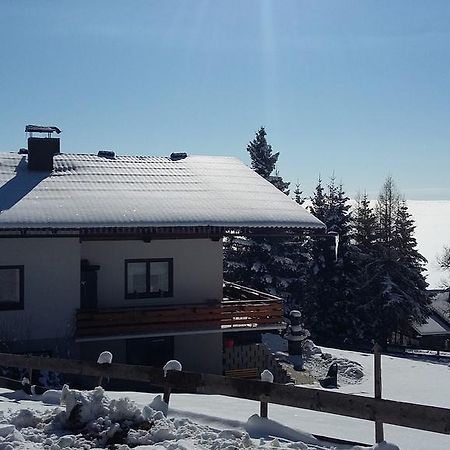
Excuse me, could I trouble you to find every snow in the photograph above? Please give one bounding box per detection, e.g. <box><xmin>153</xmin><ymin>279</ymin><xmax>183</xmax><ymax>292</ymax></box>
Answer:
<box><xmin>0</xmin><ymin>385</ymin><xmax>398</xmax><ymax>450</ymax></box>
<box><xmin>265</xmin><ymin>334</ymin><xmax>364</xmax><ymax>386</ymax></box>
<box><xmin>431</xmin><ymin>292</ymin><xmax>450</xmax><ymax>319</ymax></box>
<box><xmin>260</xmin><ymin>370</ymin><xmax>274</xmax><ymax>383</ymax></box>
<box><xmin>0</xmin><ymin>346</ymin><xmax>449</xmax><ymax>450</ymax></box>
<box><xmin>0</xmin><ymin>153</ymin><xmax>325</xmax><ymax>231</ymax></box>
<box><xmin>97</xmin><ymin>352</ymin><xmax>113</xmax><ymax>365</ymax></box>
<box><xmin>405</xmin><ymin>201</ymin><xmax>450</xmax><ymax>289</ymax></box>
<box><xmin>163</xmin><ymin>360</ymin><xmax>182</xmax><ymax>377</ymax></box>
<box><xmin>413</xmin><ymin>316</ymin><xmax>449</xmax><ymax>335</ymax></box>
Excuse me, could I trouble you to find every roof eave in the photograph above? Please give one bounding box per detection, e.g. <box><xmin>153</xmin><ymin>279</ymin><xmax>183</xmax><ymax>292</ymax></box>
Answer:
<box><xmin>0</xmin><ymin>224</ymin><xmax>325</xmax><ymax>239</ymax></box>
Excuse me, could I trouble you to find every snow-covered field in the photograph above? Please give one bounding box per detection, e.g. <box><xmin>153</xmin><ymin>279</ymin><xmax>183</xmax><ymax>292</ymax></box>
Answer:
<box><xmin>1</xmin><ymin>345</ymin><xmax>449</xmax><ymax>450</ymax></box>
<box><xmin>402</xmin><ymin>200</ymin><xmax>450</xmax><ymax>289</ymax></box>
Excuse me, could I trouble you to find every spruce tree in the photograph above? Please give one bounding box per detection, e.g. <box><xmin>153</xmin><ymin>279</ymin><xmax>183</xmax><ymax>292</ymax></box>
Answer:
<box><xmin>247</xmin><ymin>127</ymin><xmax>278</xmax><ymax>179</ymax></box>
<box><xmin>351</xmin><ymin>193</ymin><xmax>380</xmax><ymax>344</ymax></box>
<box><xmin>352</xmin><ymin>192</ymin><xmax>377</xmax><ymax>252</ymax></box>
<box><xmin>247</xmin><ymin>127</ymin><xmax>289</xmax><ymax>194</ymax></box>
<box><xmin>301</xmin><ymin>177</ymin><xmax>361</xmax><ymax>346</ymax></box>
<box><xmin>224</xmin><ymin>127</ymin><xmax>293</xmax><ymax>298</ymax></box>
<box><xmin>293</xmin><ymin>181</ymin><xmax>306</xmax><ymax>205</ymax></box>
<box><xmin>360</xmin><ymin>178</ymin><xmax>430</xmax><ymax>346</ymax></box>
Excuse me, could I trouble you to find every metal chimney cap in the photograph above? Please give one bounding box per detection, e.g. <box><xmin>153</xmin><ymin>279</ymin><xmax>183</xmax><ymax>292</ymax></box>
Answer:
<box><xmin>98</xmin><ymin>150</ymin><xmax>116</xmax><ymax>159</ymax></box>
<box><xmin>170</xmin><ymin>152</ymin><xmax>188</xmax><ymax>161</ymax></box>
<box><xmin>25</xmin><ymin>125</ymin><xmax>61</xmax><ymax>134</ymax></box>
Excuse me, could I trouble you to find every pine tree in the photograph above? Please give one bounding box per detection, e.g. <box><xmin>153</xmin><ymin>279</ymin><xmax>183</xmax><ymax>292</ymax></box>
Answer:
<box><xmin>247</xmin><ymin>127</ymin><xmax>278</xmax><ymax>179</ymax></box>
<box><xmin>352</xmin><ymin>192</ymin><xmax>377</xmax><ymax>252</ymax></box>
<box><xmin>293</xmin><ymin>181</ymin><xmax>306</xmax><ymax>205</ymax></box>
<box><xmin>309</xmin><ymin>176</ymin><xmax>326</xmax><ymax>221</ymax></box>
<box><xmin>284</xmin><ymin>180</ymin><xmax>310</xmax><ymax>308</ymax></box>
<box><xmin>360</xmin><ymin>178</ymin><xmax>430</xmax><ymax>346</ymax></box>
<box><xmin>224</xmin><ymin>127</ymin><xmax>293</xmax><ymax>297</ymax></box>
<box><xmin>301</xmin><ymin>177</ymin><xmax>361</xmax><ymax>346</ymax></box>
<box><xmin>247</xmin><ymin>127</ymin><xmax>289</xmax><ymax>194</ymax></box>
<box><xmin>351</xmin><ymin>193</ymin><xmax>380</xmax><ymax>344</ymax></box>
<box><xmin>376</xmin><ymin>176</ymin><xmax>399</xmax><ymax>250</ymax></box>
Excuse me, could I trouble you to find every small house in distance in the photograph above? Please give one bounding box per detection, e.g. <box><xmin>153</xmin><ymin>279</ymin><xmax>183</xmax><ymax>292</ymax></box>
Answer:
<box><xmin>0</xmin><ymin>126</ymin><xmax>325</xmax><ymax>374</ymax></box>
<box><xmin>392</xmin><ymin>291</ymin><xmax>450</xmax><ymax>351</ymax></box>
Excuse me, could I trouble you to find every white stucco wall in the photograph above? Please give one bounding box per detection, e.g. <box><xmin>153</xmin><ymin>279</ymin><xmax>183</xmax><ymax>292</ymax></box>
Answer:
<box><xmin>80</xmin><ymin>239</ymin><xmax>223</xmax><ymax>308</ymax></box>
<box><xmin>0</xmin><ymin>238</ymin><xmax>80</xmax><ymax>343</ymax></box>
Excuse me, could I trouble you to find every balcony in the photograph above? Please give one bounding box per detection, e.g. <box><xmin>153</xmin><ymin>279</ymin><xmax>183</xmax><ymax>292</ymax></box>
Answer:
<box><xmin>76</xmin><ymin>282</ymin><xmax>284</xmax><ymax>339</ymax></box>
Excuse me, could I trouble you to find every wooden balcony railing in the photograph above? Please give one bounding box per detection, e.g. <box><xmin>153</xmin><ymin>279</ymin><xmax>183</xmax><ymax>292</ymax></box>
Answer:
<box><xmin>76</xmin><ymin>282</ymin><xmax>284</xmax><ymax>338</ymax></box>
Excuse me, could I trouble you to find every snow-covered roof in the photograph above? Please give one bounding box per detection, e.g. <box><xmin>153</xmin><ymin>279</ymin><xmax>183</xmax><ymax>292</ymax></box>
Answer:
<box><xmin>412</xmin><ymin>292</ymin><xmax>450</xmax><ymax>336</ymax></box>
<box><xmin>413</xmin><ymin>315</ymin><xmax>450</xmax><ymax>336</ymax></box>
<box><xmin>0</xmin><ymin>152</ymin><xmax>325</xmax><ymax>233</ymax></box>
<box><xmin>430</xmin><ymin>291</ymin><xmax>450</xmax><ymax>320</ymax></box>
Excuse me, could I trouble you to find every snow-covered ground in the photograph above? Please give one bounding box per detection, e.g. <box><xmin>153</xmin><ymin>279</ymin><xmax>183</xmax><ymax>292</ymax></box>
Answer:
<box><xmin>1</xmin><ymin>345</ymin><xmax>449</xmax><ymax>450</ymax></box>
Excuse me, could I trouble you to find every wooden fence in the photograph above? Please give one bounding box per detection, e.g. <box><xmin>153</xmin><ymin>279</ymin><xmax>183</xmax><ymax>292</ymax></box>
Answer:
<box><xmin>1</xmin><ymin>352</ymin><xmax>450</xmax><ymax>443</ymax></box>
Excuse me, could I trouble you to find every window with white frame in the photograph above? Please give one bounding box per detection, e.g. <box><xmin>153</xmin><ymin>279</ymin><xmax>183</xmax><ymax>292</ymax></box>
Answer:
<box><xmin>125</xmin><ymin>259</ymin><xmax>173</xmax><ymax>299</ymax></box>
<box><xmin>0</xmin><ymin>266</ymin><xmax>24</xmax><ymax>310</ymax></box>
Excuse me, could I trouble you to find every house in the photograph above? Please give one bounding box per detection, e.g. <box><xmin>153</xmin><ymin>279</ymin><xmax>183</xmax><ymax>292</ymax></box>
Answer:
<box><xmin>391</xmin><ymin>291</ymin><xmax>450</xmax><ymax>350</ymax></box>
<box><xmin>0</xmin><ymin>126</ymin><xmax>325</xmax><ymax>374</ymax></box>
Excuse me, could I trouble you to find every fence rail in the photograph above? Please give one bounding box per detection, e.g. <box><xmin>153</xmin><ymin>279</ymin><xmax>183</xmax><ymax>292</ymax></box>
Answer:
<box><xmin>1</xmin><ymin>352</ymin><xmax>449</xmax><ymax>437</ymax></box>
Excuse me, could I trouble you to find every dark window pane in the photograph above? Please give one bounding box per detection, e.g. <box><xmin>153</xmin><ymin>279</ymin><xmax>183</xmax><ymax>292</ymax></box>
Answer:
<box><xmin>150</xmin><ymin>261</ymin><xmax>169</xmax><ymax>294</ymax></box>
<box><xmin>127</xmin><ymin>262</ymin><xmax>147</xmax><ymax>295</ymax></box>
<box><xmin>0</xmin><ymin>268</ymin><xmax>20</xmax><ymax>304</ymax></box>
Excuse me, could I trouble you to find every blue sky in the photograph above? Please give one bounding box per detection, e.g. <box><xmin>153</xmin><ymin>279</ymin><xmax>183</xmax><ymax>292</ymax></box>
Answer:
<box><xmin>1</xmin><ymin>0</ymin><xmax>449</xmax><ymax>199</ymax></box>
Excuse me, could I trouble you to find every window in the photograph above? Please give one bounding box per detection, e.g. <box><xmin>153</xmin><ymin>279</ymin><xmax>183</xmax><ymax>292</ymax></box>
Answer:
<box><xmin>0</xmin><ymin>266</ymin><xmax>24</xmax><ymax>310</ymax></box>
<box><xmin>125</xmin><ymin>259</ymin><xmax>173</xmax><ymax>299</ymax></box>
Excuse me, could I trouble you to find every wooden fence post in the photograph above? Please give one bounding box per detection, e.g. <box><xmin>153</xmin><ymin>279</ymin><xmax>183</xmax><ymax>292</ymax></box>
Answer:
<box><xmin>260</xmin><ymin>400</ymin><xmax>268</xmax><ymax>418</ymax></box>
<box><xmin>163</xmin><ymin>385</ymin><xmax>172</xmax><ymax>405</ymax></box>
<box><xmin>163</xmin><ymin>360</ymin><xmax>182</xmax><ymax>406</ymax></box>
<box><xmin>260</xmin><ymin>369</ymin><xmax>274</xmax><ymax>418</ymax></box>
<box><xmin>374</xmin><ymin>343</ymin><xmax>384</xmax><ymax>443</ymax></box>
<box><xmin>97</xmin><ymin>351</ymin><xmax>113</xmax><ymax>387</ymax></box>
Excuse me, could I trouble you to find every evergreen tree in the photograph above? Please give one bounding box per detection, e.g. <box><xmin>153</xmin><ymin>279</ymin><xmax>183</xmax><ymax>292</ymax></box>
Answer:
<box><xmin>224</xmin><ymin>127</ymin><xmax>294</xmax><ymax>298</ymax></box>
<box><xmin>352</xmin><ymin>192</ymin><xmax>377</xmax><ymax>252</ymax></box>
<box><xmin>360</xmin><ymin>178</ymin><xmax>430</xmax><ymax>346</ymax></box>
<box><xmin>247</xmin><ymin>127</ymin><xmax>289</xmax><ymax>194</ymax></box>
<box><xmin>300</xmin><ymin>177</ymin><xmax>361</xmax><ymax>346</ymax></box>
<box><xmin>309</xmin><ymin>176</ymin><xmax>326</xmax><ymax>220</ymax></box>
<box><xmin>247</xmin><ymin>127</ymin><xmax>278</xmax><ymax>179</ymax></box>
<box><xmin>376</xmin><ymin>177</ymin><xmax>399</xmax><ymax>249</ymax></box>
<box><xmin>351</xmin><ymin>193</ymin><xmax>381</xmax><ymax>344</ymax></box>
<box><xmin>293</xmin><ymin>181</ymin><xmax>306</xmax><ymax>205</ymax></box>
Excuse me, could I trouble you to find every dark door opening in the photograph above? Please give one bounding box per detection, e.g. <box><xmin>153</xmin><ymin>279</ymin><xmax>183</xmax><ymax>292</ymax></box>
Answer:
<box><xmin>80</xmin><ymin>260</ymin><xmax>99</xmax><ymax>310</ymax></box>
<box><xmin>126</xmin><ymin>336</ymin><xmax>174</xmax><ymax>368</ymax></box>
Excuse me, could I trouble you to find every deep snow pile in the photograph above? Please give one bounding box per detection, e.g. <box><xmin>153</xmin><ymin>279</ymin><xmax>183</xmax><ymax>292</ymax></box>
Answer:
<box><xmin>0</xmin><ymin>385</ymin><xmax>265</xmax><ymax>450</ymax></box>
<box><xmin>303</xmin><ymin>351</ymin><xmax>364</xmax><ymax>385</ymax></box>
<box><xmin>0</xmin><ymin>385</ymin><xmax>398</xmax><ymax>450</ymax></box>
<box><xmin>262</xmin><ymin>333</ymin><xmax>365</xmax><ymax>386</ymax></box>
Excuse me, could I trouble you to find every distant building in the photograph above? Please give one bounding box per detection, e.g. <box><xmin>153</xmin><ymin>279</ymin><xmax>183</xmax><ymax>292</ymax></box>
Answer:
<box><xmin>392</xmin><ymin>291</ymin><xmax>450</xmax><ymax>350</ymax></box>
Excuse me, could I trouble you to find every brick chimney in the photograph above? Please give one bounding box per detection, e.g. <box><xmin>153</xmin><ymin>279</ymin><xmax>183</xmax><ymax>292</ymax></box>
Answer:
<box><xmin>25</xmin><ymin>125</ymin><xmax>61</xmax><ymax>171</ymax></box>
